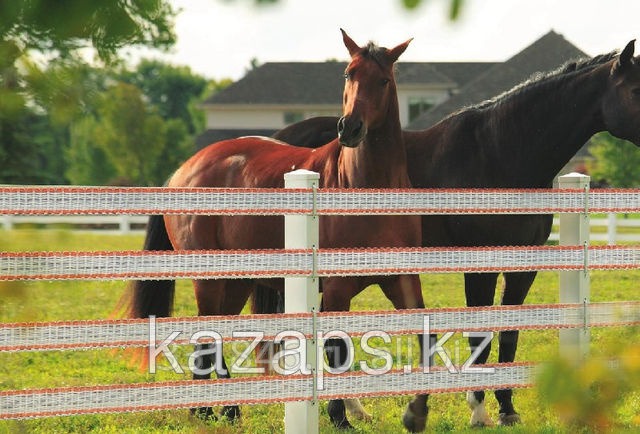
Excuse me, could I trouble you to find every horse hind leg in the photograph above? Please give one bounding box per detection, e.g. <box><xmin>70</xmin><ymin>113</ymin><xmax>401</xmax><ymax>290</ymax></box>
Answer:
<box><xmin>191</xmin><ymin>278</ymin><xmax>254</xmax><ymax>422</ymax></box>
<box><xmin>493</xmin><ymin>271</ymin><xmax>536</xmax><ymax>426</ymax></box>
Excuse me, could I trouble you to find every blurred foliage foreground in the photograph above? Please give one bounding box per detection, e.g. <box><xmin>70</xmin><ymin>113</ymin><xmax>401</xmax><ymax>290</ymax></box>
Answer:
<box><xmin>537</xmin><ymin>342</ymin><xmax>640</xmax><ymax>432</ymax></box>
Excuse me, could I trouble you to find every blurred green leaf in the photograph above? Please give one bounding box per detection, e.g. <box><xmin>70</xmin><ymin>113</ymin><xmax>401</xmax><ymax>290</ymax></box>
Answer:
<box><xmin>402</xmin><ymin>0</ymin><xmax>422</xmax><ymax>9</ymax></box>
<box><xmin>449</xmin><ymin>0</ymin><xmax>464</xmax><ymax>20</ymax></box>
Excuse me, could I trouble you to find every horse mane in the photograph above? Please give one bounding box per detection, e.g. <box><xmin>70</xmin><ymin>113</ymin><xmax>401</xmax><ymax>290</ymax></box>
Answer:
<box><xmin>471</xmin><ymin>50</ymin><xmax>619</xmax><ymax>111</ymax></box>
<box><xmin>360</xmin><ymin>41</ymin><xmax>392</xmax><ymax>68</ymax></box>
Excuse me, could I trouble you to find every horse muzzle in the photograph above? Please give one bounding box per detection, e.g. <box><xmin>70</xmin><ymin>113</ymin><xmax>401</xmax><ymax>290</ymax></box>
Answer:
<box><xmin>337</xmin><ymin>116</ymin><xmax>365</xmax><ymax>148</ymax></box>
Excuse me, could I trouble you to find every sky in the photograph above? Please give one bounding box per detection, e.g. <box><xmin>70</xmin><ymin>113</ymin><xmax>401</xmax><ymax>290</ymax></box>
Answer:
<box><xmin>125</xmin><ymin>0</ymin><xmax>640</xmax><ymax>81</ymax></box>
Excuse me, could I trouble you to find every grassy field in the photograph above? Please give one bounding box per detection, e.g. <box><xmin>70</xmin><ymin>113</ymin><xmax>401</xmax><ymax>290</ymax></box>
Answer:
<box><xmin>0</xmin><ymin>229</ymin><xmax>639</xmax><ymax>433</ymax></box>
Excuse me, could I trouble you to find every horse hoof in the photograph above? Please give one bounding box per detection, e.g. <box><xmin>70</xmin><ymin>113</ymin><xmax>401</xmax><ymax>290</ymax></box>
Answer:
<box><xmin>220</xmin><ymin>405</ymin><xmax>241</xmax><ymax>422</ymax></box>
<box><xmin>498</xmin><ymin>412</ymin><xmax>521</xmax><ymax>426</ymax></box>
<box><xmin>328</xmin><ymin>400</ymin><xmax>354</xmax><ymax>430</ymax></box>
<box><xmin>402</xmin><ymin>403</ymin><xmax>428</xmax><ymax>433</ymax></box>
<box><xmin>471</xmin><ymin>420</ymin><xmax>489</xmax><ymax>428</ymax></box>
<box><xmin>469</xmin><ymin>414</ymin><xmax>495</xmax><ymax>428</ymax></box>
<box><xmin>190</xmin><ymin>406</ymin><xmax>217</xmax><ymax>421</ymax></box>
<box><xmin>467</xmin><ymin>392</ymin><xmax>495</xmax><ymax>427</ymax></box>
<box><xmin>470</xmin><ymin>418</ymin><xmax>495</xmax><ymax>428</ymax></box>
<box><xmin>345</xmin><ymin>398</ymin><xmax>373</xmax><ymax>422</ymax></box>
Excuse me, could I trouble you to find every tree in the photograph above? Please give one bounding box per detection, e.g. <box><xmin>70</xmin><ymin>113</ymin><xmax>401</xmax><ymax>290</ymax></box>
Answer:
<box><xmin>65</xmin><ymin>80</ymin><xmax>195</xmax><ymax>186</ymax></box>
<box><xmin>152</xmin><ymin>118</ymin><xmax>191</xmax><ymax>184</ymax></box>
<box><xmin>61</xmin><ymin>58</ymin><xmax>227</xmax><ymax>186</ymax></box>
<box><xmin>94</xmin><ymin>82</ymin><xmax>167</xmax><ymax>186</ymax></box>
<box><xmin>65</xmin><ymin>116</ymin><xmax>116</xmax><ymax>185</ymax></box>
<box><xmin>0</xmin><ymin>1</ymin><xmax>177</xmax><ymax>184</ymax></box>
<box><xmin>118</xmin><ymin>60</ymin><xmax>208</xmax><ymax>134</ymax></box>
<box><xmin>588</xmin><ymin>132</ymin><xmax>640</xmax><ymax>187</ymax></box>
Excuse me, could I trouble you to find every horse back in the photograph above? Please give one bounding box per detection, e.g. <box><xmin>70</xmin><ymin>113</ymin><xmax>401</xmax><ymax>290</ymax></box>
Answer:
<box><xmin>169</xmin><ymin>136</ymin><xmax>326</xmax><ymax>189</ymax></box>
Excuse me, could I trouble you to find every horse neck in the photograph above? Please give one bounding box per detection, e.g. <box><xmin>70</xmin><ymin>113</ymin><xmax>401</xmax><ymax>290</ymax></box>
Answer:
<box><xmin>338</xmin><ymin>100</ymin><xmax>409</xmax><ymax>188</ymax></box>
<box><xmin>479</xmin><ymin>63</ymin><xmax>611</xmax><ymax>187</ymax></box>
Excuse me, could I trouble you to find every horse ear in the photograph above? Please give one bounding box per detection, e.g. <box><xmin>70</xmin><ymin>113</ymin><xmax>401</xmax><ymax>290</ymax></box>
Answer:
<box><xmin>341</xmin><ymin>28</ymin><xmax>361</xmax><ymax>57</ymax></box>
<box><xmin>612</xmin><ymin>39</ymin><xmax>636</xmax><ymax>74</ymax></box>
<box><xmin>387</xmin><ymin>38</ymin><xmax>413</xmax><ymax>64</ymax></box>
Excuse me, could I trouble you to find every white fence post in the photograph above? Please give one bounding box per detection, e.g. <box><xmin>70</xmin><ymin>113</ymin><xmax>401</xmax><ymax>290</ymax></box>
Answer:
<box><xmin>118</xmin><ymin>215</ymin><xmax>131</xmax><ymax>234</ymax></box>
<box><xmin>558</xmin><ymin>173</ymin><xmax>590</xmax><ymax>361</ymax></box>
<box><xmin>1</xmin><ymin>215</ymin><xmax>13</xmax><ymax>230</ymax></box>
<box><xmin>284</xmin><ymin>169</ymin><xmax>320</xmax><ymax>434</ymax></box>
<box><xmin>607</xmin><ymin>212</ymin><xmax>617</xmax><ymax>245</ymax></box>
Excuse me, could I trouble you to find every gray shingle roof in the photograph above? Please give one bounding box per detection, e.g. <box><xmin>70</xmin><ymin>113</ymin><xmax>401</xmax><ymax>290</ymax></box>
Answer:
<box><xmin>202</xmin><ymin>61</ymin><xmax>494</xmax><ymax>106</ymax></box>
<box><xmin>426</xmin><ymin>62</ymin><xmax>500</xmax><ymax>87</ymax></box>
<box><xmin>203</xmin><ymin>62</ymin><xmax>346</xmax><ymax>105</ymax></box>
<box><xmin>407</xmin><ymin>30</ymin><xmax>588</xmax><ymax>129</ymax></box>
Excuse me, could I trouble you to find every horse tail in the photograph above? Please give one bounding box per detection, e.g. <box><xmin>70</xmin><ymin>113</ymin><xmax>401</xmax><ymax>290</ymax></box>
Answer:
<box><xmin>117</xmin><ymin>215</ymin><xmax>176</xmax><ymax>319</ymax></box>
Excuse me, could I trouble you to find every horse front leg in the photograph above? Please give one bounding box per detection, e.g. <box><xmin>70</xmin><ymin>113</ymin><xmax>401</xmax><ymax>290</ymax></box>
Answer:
<box><xmin>321</xmin><ymin>276</ymin><xmax>365</xmax><ymax>430</ymax></box>
<box><xmin>493</xmin><ymin>271</ymin><xmax>536</xmax><ymax>426</ymax></box>
<box><xmin>377</xmin><ymin>274</ymin><xmax>431</xmax><ymax>433</ymax></box>
<box><xmin>323</xmin><ymin>344</ymin><xmax>374</xmax><ymax>426</ymax></box>
<box><xmin>463</xmin><ymin>272</ymin><xmax>499</xmax><ymax>427</ymax></box>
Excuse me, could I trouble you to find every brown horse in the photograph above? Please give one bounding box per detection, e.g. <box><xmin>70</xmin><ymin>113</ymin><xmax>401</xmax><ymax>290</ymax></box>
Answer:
<box><xmin>121</xmin><ymin>30</ymin><xmax>424</xmax><ymax>429</ymax></box>
<box><xmin>268</xmin><ymin>41</ymin><xmax>640</xmax><ymax>430</ymax></box>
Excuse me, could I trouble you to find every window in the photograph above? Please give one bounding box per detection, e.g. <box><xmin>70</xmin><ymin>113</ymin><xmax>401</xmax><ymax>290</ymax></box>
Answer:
<box><xmin>408</xmin><ymin>97</ymin><xmax>435</xmax><ymax>122</ymax></box>
<box><xmin>284</xmin><ymin>112</ymin><xmax>304</xmax><ymax>125</ymax></box>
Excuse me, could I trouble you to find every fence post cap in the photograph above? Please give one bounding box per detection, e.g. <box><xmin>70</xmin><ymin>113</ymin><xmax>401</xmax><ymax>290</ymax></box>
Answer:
<box><xmin>558</xmin><ymin>172</ymin><xmax>591</xmax><ymax>188</ymax></box>
<box><xmin>558</xmin><ymin>172</ymin><xmax>590</xmax><ymax>180</ymax></box>
<box><xmin>284</xmin><ymin>169</ymin><xmax>320</xmax><ymax>180</ymax></box>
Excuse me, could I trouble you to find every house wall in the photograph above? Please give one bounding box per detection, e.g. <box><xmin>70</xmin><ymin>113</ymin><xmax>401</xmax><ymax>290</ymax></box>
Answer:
<box><xmin>205</xmin><ymin>105</ymin><xmax>341</xmax><ymax>129</ymax></box>
<box><xmin>203</xmin><ymin>87</ymin><xmax>452</xmax><ymax>130</ymax></box>
<box><xmin>206</xmin><ymin>108</ymin><xmax>283</xmax><ymax>129</ymax></box>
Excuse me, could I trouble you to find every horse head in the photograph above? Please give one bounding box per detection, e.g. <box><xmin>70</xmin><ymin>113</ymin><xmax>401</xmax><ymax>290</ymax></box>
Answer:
<box><xmin>602</xmin><ymin>40</ymin><xmax>640</xmax><ymax>145</ymax></box>
<box><xmin>337</xmin><ymin>29</ymin><xmax>411</xmax><ymax>148</ymax></box>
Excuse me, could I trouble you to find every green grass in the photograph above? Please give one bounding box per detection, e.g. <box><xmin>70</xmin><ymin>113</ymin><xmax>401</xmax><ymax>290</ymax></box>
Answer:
<box><xmin>1</xmin><ymin>229</ymin><xmax>639</xmax><ymax>433</ymax></box>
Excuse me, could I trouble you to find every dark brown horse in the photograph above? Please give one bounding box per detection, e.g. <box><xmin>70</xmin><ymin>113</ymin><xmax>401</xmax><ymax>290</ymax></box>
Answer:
<box><xmin>267</xmin><ymin>41</ymin><xmax>640</xmax><ymax>429</ymax></box>
<box><xmin>121</xmin><ymin>30</ymin><xmax>425</xmax><ymax>429</ymax></box>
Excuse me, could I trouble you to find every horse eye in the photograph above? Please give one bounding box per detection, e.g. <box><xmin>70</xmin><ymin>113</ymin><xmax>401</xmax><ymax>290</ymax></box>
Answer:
<box><xmin>343</xmin><ymin>72</ymin><xmax>352</xmax><ymax>81</ymax></box>
<box><xmin>381</xmin><ymin>78</ymin><xmax>391</xmax><ymax>86</ymax></box>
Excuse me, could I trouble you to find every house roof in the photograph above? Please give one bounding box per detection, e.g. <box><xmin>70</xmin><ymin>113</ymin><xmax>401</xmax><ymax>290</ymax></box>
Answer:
<box><xmin>407</xmin><ymin>30</ymin><xmax>588</xmax><ymax>129</ymax></box>
<box><xmin>422</xmin><ymin>62</ymin><xmax>500</xmax><ymax>87</ymax></box>
<box><xmin>203</xmin><ymin>62</ymin><xmax>346</xmax><ymax>105</ymax></box>
<box><xmin>202</xmin><ymin>61</ymin><xmax>495</xmax><ymax>106</ymax></box>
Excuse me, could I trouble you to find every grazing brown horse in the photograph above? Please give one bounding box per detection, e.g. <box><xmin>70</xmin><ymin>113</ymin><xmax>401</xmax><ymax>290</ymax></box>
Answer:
<box><xmin>121</xmin><ymin>30</ymin><xmax>424</xmax><ymax>429</ymax></box>
<box><xmin>268</xmin><ymin>41</ymin><xmax>640</xmax><ymax>430</ymax></box>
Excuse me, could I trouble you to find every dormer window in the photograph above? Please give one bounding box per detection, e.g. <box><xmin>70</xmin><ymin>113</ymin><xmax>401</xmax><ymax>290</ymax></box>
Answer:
<box><xmin>408</xmin><ymin>96</ymin><xmax>435</xmax><ymax>122</ymax></box>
